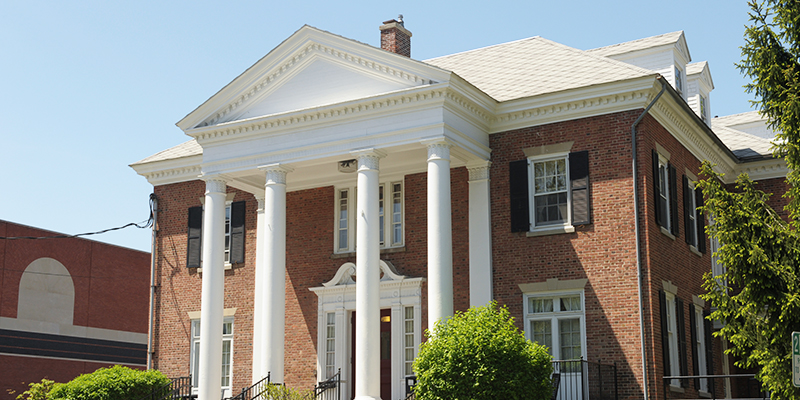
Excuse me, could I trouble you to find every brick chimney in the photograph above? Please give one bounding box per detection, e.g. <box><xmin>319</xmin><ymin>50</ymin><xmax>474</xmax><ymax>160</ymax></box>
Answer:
<box><xmin>380</xmin><ymin>15</ymin><xmax>412</xmax><ymax>57</ymax></box>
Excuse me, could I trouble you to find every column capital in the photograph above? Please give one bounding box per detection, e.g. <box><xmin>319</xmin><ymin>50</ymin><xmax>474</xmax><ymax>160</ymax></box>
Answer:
<box><xmin>258</xmin><ymin>164</ymin><xmax>293</xmax><ymax>186</ymax></box>
<box><xmin>466</xmin><ymin>160</ymin><xmax>492</xmax><ymax>182</ymax></box>
<box><xmin>421</xmin><ymin>138</ymin><xmax>453</xmax><ymax>161</ymax></box>
<box><xmin>350</xmin><ymin>148</ymin><xmax>386</xmax><ymax>171</ymax></box>
<box><xmin>200</xmin><ymin>174</ymin><xmax>228</xmax><ymax>195</ymax></box>
<box><xmin>254</xmin><ymin>194</ymin><xmax>266</xmax><ymax>212</ymax></box>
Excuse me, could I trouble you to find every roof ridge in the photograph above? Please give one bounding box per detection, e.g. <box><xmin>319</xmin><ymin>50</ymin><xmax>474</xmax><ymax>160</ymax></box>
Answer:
<box><xmin>587</xmin><ymin>30</ymin><xmax>684</xmax><ymax>53</ymax></box>
<box><xmin>424</xmin><ymin>36</ymin><xmax>542</xmax><ymax>62</ymax></box>
<box><xmin>537</xmin><ymin>37</ymin><xmax>656</xmax><ymax>76</ymax></box>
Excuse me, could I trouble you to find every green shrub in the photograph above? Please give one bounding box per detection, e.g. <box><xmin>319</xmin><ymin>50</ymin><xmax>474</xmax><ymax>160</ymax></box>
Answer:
<box><xmin>413</xmin><ymin>302</ymin><xmax>552</xmax><ymax>400</ymax></box>
<box><xmin>15</xmin><ymin>378</ymin><xmax>56</xmax><ymax>400</ymax></box>
<box><xmin>49</xmin><ymin>365</ymin><xmax>169</xmax><ymax>400</ymax></box>
<box><xmin>263</xmin><ymin>384</ymin><xmax>313</xmax><ymax>400</ymax></box>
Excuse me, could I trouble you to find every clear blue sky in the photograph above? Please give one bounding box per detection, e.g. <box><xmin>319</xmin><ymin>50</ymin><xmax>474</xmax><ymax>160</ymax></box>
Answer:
<box><xmin>1</xmin><ymin>0</ymin><xmax>756</xmax><ymax>252</ymax></box>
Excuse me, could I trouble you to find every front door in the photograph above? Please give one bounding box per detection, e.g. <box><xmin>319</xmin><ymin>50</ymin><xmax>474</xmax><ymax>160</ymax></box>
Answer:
<box><xmin>350</xmin><ymin>310</ymin><xmax>392</xmax><ymax>400</ymax></box>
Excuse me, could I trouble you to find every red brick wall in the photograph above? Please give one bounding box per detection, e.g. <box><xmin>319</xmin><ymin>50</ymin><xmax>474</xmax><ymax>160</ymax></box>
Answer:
<box><xmin>0</xmin><ymin>221</ymin><xmax>150</xmax><ymax>399</ymax></box>
<box><xmin>490</xmin><ymin>111</ymin><xmax>645</xmax><ymax>399</ymax></box>
<box><xmin>151</xmin><ymin>168</ymin><xmax>470</xmax><ymax>391</ymax></box>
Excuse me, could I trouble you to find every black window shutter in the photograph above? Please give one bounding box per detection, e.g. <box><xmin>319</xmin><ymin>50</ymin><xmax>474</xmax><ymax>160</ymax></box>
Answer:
<box><xmin>187</xmin><ymin>206</ymin><xmax>203</xmax><ymax>268</ymax></box>
<box><xmin>652</xmin><ymin>150</ymin><xmax>663</xmax><ymax>227</ymax></box>
<box><xmin>689</xmin><ymin>305</ymin><xmax>700</xmax><ymax>389</ymax></box>
<box><xmin>703</xmin><ymin>309</ymin><xmax>714</xmax><ymax>376</ymax></box>
<box><xmin>676</xmin><ymin>297</ymin><xmax>689</xmax><ymax>387</ymax></box>
<box><xmin>659</xmin><ymin>290</ymin><xmax>671</xmax><ymax>378</ymax></box>
<box><xmin>683</xmin><ymin>175</ymin><xmax>692</xmax><ymax>245</ymax></box>
<box><xmin>509</xmin><ymin>160</ymin><xmax>530</xmax><ymax>232</ymax></box>
<box><xmin>669</xmin><ymin>164</ymin><xmax>679</xmax><ymax>236</ymax></box>
<box><xmin>696</xmin><ymin>187</ymin><xmax>707</xmax><ymax>253</ymax></box>
<box><xmin>230</xmin><ymin>201</ymin><xmax>246</xmax><ymax>264</ymax></box>
<box><xmin>569</xmin><ymin>151</ymin><xmax>591</xmax><ymax>226</ymax></box>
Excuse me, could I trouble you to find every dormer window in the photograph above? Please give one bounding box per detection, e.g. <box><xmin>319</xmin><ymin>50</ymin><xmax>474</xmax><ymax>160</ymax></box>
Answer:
<box><xmin>674</xmin><ymin>66</ymin><xmax>684</xmax><ymax>95</ymax></box>
<box><xmin>699</xmin><ymin>95</ymin><xmax>708</xmax><ymax>122</ymax></box>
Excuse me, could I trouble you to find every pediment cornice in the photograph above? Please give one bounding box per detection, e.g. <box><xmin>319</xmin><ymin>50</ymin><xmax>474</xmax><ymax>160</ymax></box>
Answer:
<box><xmin>198</xmin><ymin>42</ymin><xmax>438</xmax><ymax>128</ymax></box>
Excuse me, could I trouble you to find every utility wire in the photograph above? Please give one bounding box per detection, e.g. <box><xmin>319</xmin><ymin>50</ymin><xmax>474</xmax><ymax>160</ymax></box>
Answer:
<box><xmin>0</xmin><ymin>194</ymin><xmax>157</xmax><ymax>240</ymax></box>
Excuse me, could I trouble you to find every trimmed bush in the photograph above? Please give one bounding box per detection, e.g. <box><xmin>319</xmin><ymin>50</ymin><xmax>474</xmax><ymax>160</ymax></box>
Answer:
<box><xmin>413</xmin><ymin>302</ymin><xmax>552</xmax><ymax>400</ymax></box>
<box><xmin>49</xmin><ymin>365</ymin><xmax>169</xmax><ymax>400</ymax></box>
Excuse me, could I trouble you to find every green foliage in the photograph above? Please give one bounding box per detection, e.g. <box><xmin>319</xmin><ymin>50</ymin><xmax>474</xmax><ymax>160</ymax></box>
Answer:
<box><xmin>739</xmin><ymin>0</ymin><xmax>800</xmax><ymax>226</ymax></box>
<box><xmin>412</xmin><ymin>302</ymin><xmax>552</xmax><ymax>400</ymax></box>
<box><xmin>698</xmin><ymin>163</ymin><xmax>800</xmax><ymax>399</ymax></box>
<box><xmin>262</xmin><ymin>384</ymin><xmax>313</xmax><ymax>400</ymax></box>
<box><xmin>48</xmin><ymin>365</ymin><xmax>170</xmax><ymax>400</ymax></box>
<box><xmin>15</xmin><ymin>379</ymin><xmax>56</xmax><ymax>400</ymax></box>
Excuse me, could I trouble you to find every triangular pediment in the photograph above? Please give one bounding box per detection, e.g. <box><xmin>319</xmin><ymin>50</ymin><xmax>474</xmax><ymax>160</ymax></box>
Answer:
<box><xmin>180</xmin><ymin>25</ymin><xmax>450</xmax><ymax>130</ymax></box>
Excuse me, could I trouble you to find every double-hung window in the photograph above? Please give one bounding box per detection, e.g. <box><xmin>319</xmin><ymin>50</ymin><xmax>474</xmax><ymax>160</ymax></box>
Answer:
<box><xmin>524</xmin><ymin>292</ymin><xmax>586</xmax><ymax>362</ymax></box>
<box><xmin>187</xmin><ymin>200</ymin><xmax>246</xmax><ymax>268</ymax></box>
<box><xmin>675</xmin><ymin>66</ymin><xmax>684</xmax><ymax>95</ymax></box>
<box><xmin>691</xmin><ymin>304</ymin><xmax>709</xmax><ymax>393</ymax></box>
<box><xmin>335</xmin><ymin>181</ymin><xmax>403</xmax><ymax>253</ymax></box>
<box><xmin>652</xmin><ymin>150</ymin><xmax>678</xmax><ymax>237</ymax></box>
<box><xmin>509</xmin><ymin>150</ymin><xmax>590</xmax><ymax>234</ymax></box>
<box><xmin>683</xmin><ymin>176</ymin><xmax>706</xmax><ymax>253</ymax></box>
<box><xmin>660</xmin><ymin>286</ymin><xmax>688</xmax><ymax>389</ymax></box>
<box><xmin>190</xmin><ymin>318</ymin><xmax>234</xmax><ymax>393</ymax></box>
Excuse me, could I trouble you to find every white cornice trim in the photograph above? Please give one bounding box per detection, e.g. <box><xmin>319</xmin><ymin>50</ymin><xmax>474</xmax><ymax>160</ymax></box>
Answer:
<box><xmin>490</xmin><ymin>76</ymin><xmax>659</xmax><ymax>133</ymax></box>
<box><xmin>648</xmin><ymin>91</ymin><xmax>737</xmax><ymax>175</ymax></box>
<box><xmin>131</xmin><ymin>155</ymin><xmax>203</xmax><ymax>186</ymax></box>
<box><xmin>733</xmin><ymin>158</ymin><xmax>788</xmax><ymax>183</ymax></box>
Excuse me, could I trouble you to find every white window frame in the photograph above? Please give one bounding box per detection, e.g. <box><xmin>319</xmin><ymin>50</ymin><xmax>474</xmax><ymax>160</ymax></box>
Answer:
<box><xmin>664</xmin><ymin>291</ymin><xmax>680</xmax><ymax>388</ymax></box>
<box><xmin>523</xmin><ymin>290</ymin><xmax>586</xmax><ymax>361</ymax></box>
<box><xmin>527</xmin><ymin>154</ymin><xmax>572</xmax><ymax>231</ymax></box>
<box><xmin>657</xmin><ymin>155</ymin><xmax>672</xmax><ymax>232</ymax></box>
<box><xmin>190</xmin><ymin>317</ymin><xmax>234</xmax><ymax>396</ymax></box>
<box><xmin>694</xmin><ymin>304</ymin><xmax>709</xmax><ymax>393</ymax></box>
<box><xmin>334</xmin><ymin>180</ymin><xmax>404</xmax><ymax>253</ymax></box>
<box><xmin>675</xmin><ymin>66</ymin><xmax>684</xmax><ymax>95</ymax></box>
<box><xmin>224</xmin><ymin>203</ymin><xmax>232</xmax><ymax>264</ymax></box>
<box><xmin>699</xmin><ymin>95</ymin><xmax>708</xmax><ymax>122</ymax></box>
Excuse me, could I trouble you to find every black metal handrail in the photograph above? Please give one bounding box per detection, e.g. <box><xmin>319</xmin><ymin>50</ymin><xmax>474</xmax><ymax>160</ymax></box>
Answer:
<box><xmin>314</xmin><ymin>369</ymin><xmax>341</xmax><ymax>400</ymax></box>
<box><xmin>228</xmin><ymin>372</ymin><xmax>272</xmax><ymax>400</ymax></box>
<box><xmin>134</xmin><ymin>375</ymin><xmax>194</xmax><ymax>400</ymax></box>
<box><xmin>662</xmin><ymin>373</ymin><xmax>768</xmax><ymax>400</ymax></box>
<box><xmin>405</xmin><ymin>375</ymin><xmax>417</xmax><ymax>400</ymax></box>
<box><xmin>551</xmin><ymin>358</ymin><xmax>618</xmax><ymax>400</ymax></box>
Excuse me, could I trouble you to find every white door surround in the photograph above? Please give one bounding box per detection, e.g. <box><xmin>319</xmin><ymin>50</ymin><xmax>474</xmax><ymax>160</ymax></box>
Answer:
<box><xmin>310</xmin><ymin>260</ymin><xmax>424</xmax><ymax>400</ymax></box>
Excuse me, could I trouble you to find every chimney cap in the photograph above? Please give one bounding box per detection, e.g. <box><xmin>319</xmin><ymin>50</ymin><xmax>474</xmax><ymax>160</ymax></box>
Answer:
<box><xmin>382</xmin><ymin>14</ymin><xmax>404</xmax><ymax>26</ymax></box>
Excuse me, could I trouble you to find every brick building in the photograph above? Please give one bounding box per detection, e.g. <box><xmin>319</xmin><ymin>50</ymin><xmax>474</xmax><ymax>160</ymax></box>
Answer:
<box><xmin>0</xmin><ymin>220</ymin><xmax>151</xmax><ymax>399</ymax></box>
<box><xmin>131</xmin><ymin>20</ymin><xmax>784</xmax><ymax>400</ymax></box>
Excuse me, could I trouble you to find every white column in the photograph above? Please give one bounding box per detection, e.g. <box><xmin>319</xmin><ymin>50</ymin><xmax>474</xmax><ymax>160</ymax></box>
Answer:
<box><xmin>251</xmin><ymin>194</ymin><xmax>266</xmax><ymax>383</ymax></box>
<box><xmin>423</xmin><ymin>139</ymin><xmax>453</xmax><ymax>332</ymax></box>
<box><xmin>259</xmin><ymin>164</ymin><xmax>291</xmax><ymax>383</ymax></box>
<box><xmin>352</xmin><ymin>148</ymin><xmax>385</xmax><ymax>400</ymax></box>
<box><xmin>198</xmin><ymin>176</ymin><xmax>227</xmax><ymax>400</ymax></box>
<box><xmin>467</xmin><ymin>161</ymin><xmax>493</xmax><ymax>306</ymax></box>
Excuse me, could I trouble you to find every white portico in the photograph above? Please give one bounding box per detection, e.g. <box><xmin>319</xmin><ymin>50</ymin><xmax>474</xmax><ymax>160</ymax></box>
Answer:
<box><xmin>132</xmin><ymin>25</ymin><xmax>495</xmax><ymax>400</ymax></box>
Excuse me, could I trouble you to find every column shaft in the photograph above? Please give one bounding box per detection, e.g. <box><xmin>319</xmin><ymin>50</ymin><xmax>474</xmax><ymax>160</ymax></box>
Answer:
<box><xmin>260</xmin><ymin>165</ymin><xmax>290</xmax><ymax>383</ymax></box>
<box><xmin>468</xmin><ymin>162</ymin><xmax>493</xmax><ymax>306</ymax></box>
<box><xmin>252</xmin><ymin>195</ymin><xmax>266</xmax><ymax>382</ymax></box>
<box><xmin>425</xmin><ymin>140</ymin><xmax>453</xmax><ymax>332</ymax></box>
<box><xmin>353</xmin><ymin>149</ymin><xmax>384</xmax><ymax>400</ymax></box>
<box><xmin>198</xmin><ymin>177</ymin><xmax>227</xmax><ymax>400</ymax></box>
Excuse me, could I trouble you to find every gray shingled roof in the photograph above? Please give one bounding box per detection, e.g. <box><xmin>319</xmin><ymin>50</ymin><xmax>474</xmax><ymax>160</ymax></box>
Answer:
<box><xmin>586</xmin><ymin>31</ymin><xmax>684</xmax><ymax>57</ymax></box>
<box><xmin>711</xmin><ymin>124</ymin><xmax>774</xmax><ymax>160</ymax></box>
<box><xmin>132</xmin><ymin>139</ymin><xmax>201</xmax><ymax>165</ymax></box>
<box><xmin>686</xmin><ymin>61</ymin><xmax>707</xmax><ymax>75</ymax></box>
<box><xmin>425</xmin><ymin>36</ymin><xmax>654</xmax><ymax>102</ymax></box>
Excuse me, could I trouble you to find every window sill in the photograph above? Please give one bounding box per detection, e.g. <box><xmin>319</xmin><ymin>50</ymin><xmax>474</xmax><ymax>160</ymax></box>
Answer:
<box><xmin>660</xmin><ymin>226</ymin><xmax>676</xmax><ymax>240</ymax></box>
<box><xmin>196</xmin><ymin>263</ymin><xmax>233</xmax><ymax>273</ymax></box>
<box><xmin>699</xmin><ymin>390</ymin><xmax>712</xmax><ymax>398</ymax></box>
<box><xmin>690</xmin><ymin>246</ymin><xmax>703</xmax><ymax>257</ymax></box>
<box><xmin>526</xmin><ymin>225</ymin><xmax>575</xmax><ymax>237</ymax></box>
<box><xmin>331</xmin><ymin>246</ymin><xmax>406</xmax><ymax>259</ymax></box>
<box><xmin>668</xmin><ymin>384</ymin><xmax>685</xmax><ymax>393</ymax></box>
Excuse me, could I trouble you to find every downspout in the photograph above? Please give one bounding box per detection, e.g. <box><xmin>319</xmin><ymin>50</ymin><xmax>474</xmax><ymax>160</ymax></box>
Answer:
<box><xmin>147</xmin><ymin>194</ymin><xmax>159</xmax><ymax>369</ymax></box>
<box><xmin>631</xmin><ymin>77</ymin><xmax>666</xmax><ymax>400</ymax></box>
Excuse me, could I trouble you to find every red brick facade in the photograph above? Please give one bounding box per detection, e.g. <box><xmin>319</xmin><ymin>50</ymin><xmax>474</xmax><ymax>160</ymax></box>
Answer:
<box><xmin>148</xmin><ymin>109</ymin><xmax>787</xmax><ymax>400</ymax></box>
